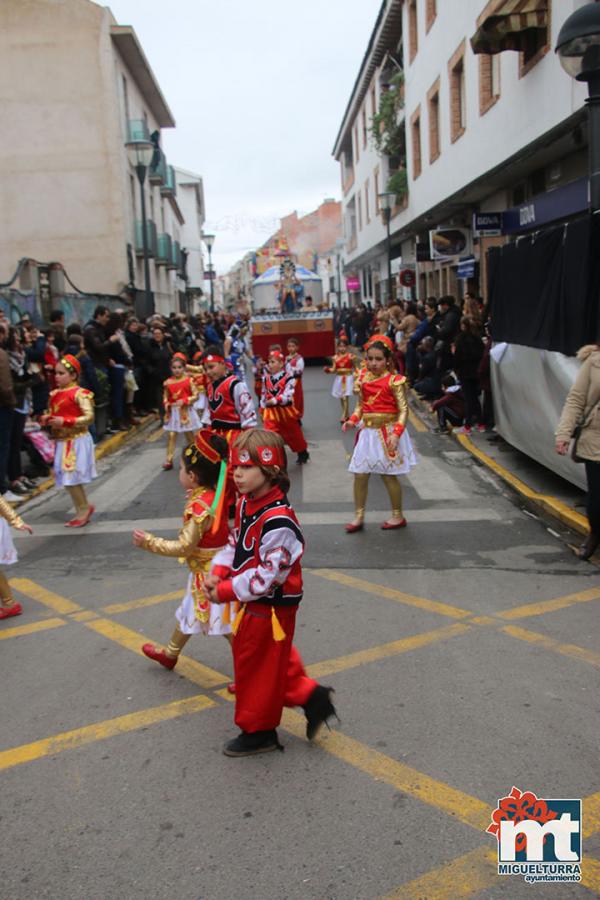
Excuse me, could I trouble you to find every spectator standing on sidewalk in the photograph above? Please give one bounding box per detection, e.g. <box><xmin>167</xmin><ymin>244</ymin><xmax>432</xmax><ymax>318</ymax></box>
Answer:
<box><xmin>105</xmin><ymin>312</ymin><xmax>130</xmax><ymax>431</ymax></box>
<box><xmin>452</xmin><ymin>316</ymin><xmax>484</xmax><ymax>434</ymax></box>
<box><xmin>436</xmin><ymin>296</ymin><xmax>461</xmax><ymax>371</ymax></box>
<box><xmin>147</xmin><ymin>325</ymin><xmax>172</xmax><ymax>422</ymax></box>
<box><xmin>0</xmin><ymin>326</ymin><xmax>16</xmax><ymax>500</ymax></box>
<box><xmin>556</xmin><ymin>344</ymin><xmax>600</xmax><ymax>560</ymax></box>
<box><xmin>49</xmin><ymin>309</ymin><xmax>66</xmax><ymax>352</ymax></box>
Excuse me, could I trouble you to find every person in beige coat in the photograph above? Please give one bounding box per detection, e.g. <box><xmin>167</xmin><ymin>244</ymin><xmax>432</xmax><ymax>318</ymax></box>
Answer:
<box><xmin>555</xmin><ymin>344</ymin><xmax>600</xmax><ymax>559</ymax></box>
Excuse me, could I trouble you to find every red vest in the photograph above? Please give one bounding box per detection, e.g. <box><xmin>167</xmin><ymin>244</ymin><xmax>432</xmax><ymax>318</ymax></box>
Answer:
<box><xmin>361</xmin><ymin>372</ymin><xmax>404</xmax><ymax>414</ymax></box>
<box><xmin>207</xmin><ymin>374</ymin><xmax>242</xmax><ymax>428</ymax></box>
<box><xmin>49</xmin><ymin>386</ymin><xmax>92</xmax><ymax>425</ymax></box>
<box><xmin>164</xmin><ymin>376</ymin><xmax>194</xmax><ymax>407</ymax></box>
<box><xmin>186</xmin><ymin>488</ymin><xmax>229</xmax><ymax>549</ymax></box>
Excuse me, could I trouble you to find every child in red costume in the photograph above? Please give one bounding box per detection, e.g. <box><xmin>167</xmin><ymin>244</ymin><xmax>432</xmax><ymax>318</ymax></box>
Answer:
<box><xmin>162</xmin><ymin>353</ymin><xmax>201</xmax><ymax>471</ymax></box>
<box><xmin>133</xmin><ymin>430</ymin><xmax>235</xmax><ymax>676</ymax></box>
<box><xmin>205</xmin><ymin>428</ymin><xmax>337</xmax><ymax>756</ymax></box>
<box><xmin>40</xmin><ymin>354</ymin><xmax>97</xmax><ymax>527</ymax></box>
<box><xmin>286</xmin><ymin>338</ymin><xmax>305</xmax><ymax>419</ymax></box>
<box><xmin>324</xmin><ymin>336</ymin><xmax>357</xmax><ymax>423</ymax></box>
<box><xmin>261</xmin><ymin>350</ymin><xmax>309</xmax><ymax>465</ymax></box>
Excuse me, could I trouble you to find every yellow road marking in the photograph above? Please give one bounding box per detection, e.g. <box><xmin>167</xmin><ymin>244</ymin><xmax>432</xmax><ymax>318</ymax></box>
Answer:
<box><xmin>0</xmin><ymin>617</ymin><xmax>66</xmax><ymax>641</ymax></box>
<box><xmin>281</xmin><ymin>709</ymin><xmax>491</xmax><ymax>832</ymax></box>
<box><xmin>502</xmin><ymin>624</ymin><xmax>600</xmax><ymax>668</ymax></box>
<box><xmin>308</xmin><ymin>569</ymin><xmax>473</xmax><ymax>620</ymax></box>
<box><xmin>69</xmin><ymin>610</ymin><xmax>99</xmax><ymax>622</ymax></box>
<box><xmin>583</xmin><ymin>792</ymin><xmax>600</xmax><ymax>837</ymax></box>
<box><xmin>102</xmin><ymin>590</ymin><xmax>182</xmax><ymax>615</ymax></box>
<box><xmin>0</xmin><ymin>694</ymin><xmax>214</xmax><ymax>772</ymax></box>
<box><xmin>499</xmin><ymin>585</ymin><xmax>600</xmax><ymax>621</ymax></box>
<box><xmin>148</xmin><ymin>427</ymin><xmax>165</xmax><ymax>443</ymax></box>
<box><xmin>84</xmin><ymin>618</ymin><xmax>229</xmax><ymax>688</ymax></box>
<box><xmin>581</xmin><ymin>856</ymin><xmax>600</xmax><ymax>893</ymax></box>
<box><xmin>306</xmin><ymin>623</ymin><xmax>472</xmax><ymax>679</ymax></box>
<box><xmin>382</xmin><ymin>845</ymin><xmax>498</xmax><ymax>899</ymax></box>
<box><xmin>9</xmin><ymin>578</ymin><xmax>81</xmax><ymax>614</ymax></box>
<box><xmin>454</xmin><ymin>433</ymin><xmax>589</xmax><ymax>535</ymax></box>
<box><xmin>468</xmin><ymin>615</ymin><xmax>496</xmax><ymax>625</ymax></box>
<box><xmin>408</xmin><ymin>407</ymin><xmax>427</xmax><ymax>433</ymax></box>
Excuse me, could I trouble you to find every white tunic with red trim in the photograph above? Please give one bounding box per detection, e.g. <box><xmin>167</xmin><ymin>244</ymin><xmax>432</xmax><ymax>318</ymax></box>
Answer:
<box><xmin>211</xmin><ymin>486</ymin><xmax>304</xmax><ymax>608</ymax></box>
<box><xmin>206</xmin><ymin>374</ymin><xmax>257</xmax><ymax>434</ymax></box>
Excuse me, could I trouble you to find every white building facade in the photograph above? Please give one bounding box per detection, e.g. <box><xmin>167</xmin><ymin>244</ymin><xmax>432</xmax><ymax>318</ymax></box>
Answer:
<box><xmin>334</xmin><ymin>0</ymin><xmax>589</xmax><ymax>304</ymax></box>
<box><xmin>0</xmin><ymin>0</ymin><xmax>192</xmax><ymax>316</ymax></box>
<box><xmin>175</xmin><ymin>168</ymin><xmax>206</xmax><ymax>312</ymax></box>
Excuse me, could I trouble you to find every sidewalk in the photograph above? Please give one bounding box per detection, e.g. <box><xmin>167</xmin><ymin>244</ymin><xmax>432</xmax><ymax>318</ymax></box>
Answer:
<box><xmin>11</xmin><ymin>414</ymin><xmax>159</xmax><ymax>509</ymax></box>
<box><xmin>409</xmin><ymin>393</ymin><xmax>589</xmax><ymax>537</ymax></box>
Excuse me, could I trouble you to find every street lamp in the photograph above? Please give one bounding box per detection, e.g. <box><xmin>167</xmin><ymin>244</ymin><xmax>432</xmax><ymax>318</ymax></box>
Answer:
<box><xmin>378</xmin><ymin>191</ymin><xmax>396</xmax><ymax>303</ymax></box>
<box><xmin>556</xmin><ymin>2</ymin><xmax>600</xmax><ymax>213</ymax></box>
<box><xmin>125</xmin><ymin>138</ymin><xmax>155</xmax><ymax>314</ymax></box>
<box><xmin>203</xmin><ymin>233</ymin><xmax>216</xmax><ymax>312</ymax></box>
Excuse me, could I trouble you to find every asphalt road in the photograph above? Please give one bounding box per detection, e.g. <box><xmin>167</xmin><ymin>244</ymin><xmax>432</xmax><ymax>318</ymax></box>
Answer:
<box><xmin>2</xmin><ymin>367</ymin><xmax>599</xmax><ymax>900</ymax></box>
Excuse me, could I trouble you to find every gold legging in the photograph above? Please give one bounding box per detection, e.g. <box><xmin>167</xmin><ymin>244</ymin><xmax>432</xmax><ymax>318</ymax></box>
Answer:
<box><xmin>165</xmin><ymin>626</ymin><xmax>233</xmax><ymax>658</ymax></box>
<box><xmin>353</xmin><ymin>473</ymin><xmax>403</xmax><ymax>520</ymax></box>
<box><xmin>66</xmin><ymin>484</ymin><xmax>90</xmax><ymax>516</ymax></box>
<box><xmin>340</xmin><ymin>396</ymin><xmax>350</xmax><ymax>420</ymax></box>
<box><xmin>166</xmin><ymin>431</ymin><xmax>195</xmax><ymax>464</ymax></box>
<box><xmin>0</xmin><ymin>570</ymin><xmax>13</xmax><ymax>604</ymax></box>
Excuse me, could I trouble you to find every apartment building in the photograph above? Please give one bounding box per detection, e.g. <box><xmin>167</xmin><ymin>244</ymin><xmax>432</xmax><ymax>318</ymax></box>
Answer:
<box><xmin>333</xmin><ymin>0</ymin><xmax>588</xmax><ymax>304</ymax></box>
<box><xmin>175</xmin><ymin>168</ymin><xmax>206</xmax><ymax>310</ymax></box>
<box><xmin>0</xmin><ymin>0</ymin><xmax>191</xmax><ymax>315</ymax></box>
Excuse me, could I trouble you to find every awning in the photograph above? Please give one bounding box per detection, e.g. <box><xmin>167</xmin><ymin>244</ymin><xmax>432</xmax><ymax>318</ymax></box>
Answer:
<box><xmin>470</xmin><ymin>0</ymin><xmax>548</xmax><ymax>55</ymax></box>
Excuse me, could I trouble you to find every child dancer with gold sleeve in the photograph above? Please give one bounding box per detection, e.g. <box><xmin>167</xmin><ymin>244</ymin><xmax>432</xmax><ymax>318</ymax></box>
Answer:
<box><xmin>40</xmin><ymin>354</ymin><xmax>97</xmax><ymax>527</ymax></box>
<box><xmin>133</xmin><ymin>430</ymin><xmax>235</xmax><ymax>670</ymax></box>
<box><xmin>342</xmin><ymin>335</ymin><xmax>417</xmax><ymax>533</ymax></box>
<box><xmin>0</xmin><ymin>496</ymin><xmax>33</xmax><ymax>620</ymax></box>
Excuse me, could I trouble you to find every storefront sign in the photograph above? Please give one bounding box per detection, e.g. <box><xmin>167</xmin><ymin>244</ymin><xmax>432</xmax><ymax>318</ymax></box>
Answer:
<box><xmin>429</xmin><ymin>227</ymin><xmax>471</xmax><ymax>261</ymax></box>
<box><xmin>399</xmin><ymin>268</ymin><xmax>416</xmax><ymax>287</ymax></box>
<box><xmin>473</xmin><ymin>212</ymin><xmax>503</xmax><ymax>237</ymax></box>
<box><xmin>346</xmin><ymin>276</ymin><xmax>360</xmax><ymax>291</ymax></box>
<box><xmin>456</xmin><ymin>256</ymin><xmax>476</xmax><ymax>280</ymax></box>
<box><xmin>502</xmin><ymin>177</ymin><xmax>588</xmax><ymax>234</ymax></box>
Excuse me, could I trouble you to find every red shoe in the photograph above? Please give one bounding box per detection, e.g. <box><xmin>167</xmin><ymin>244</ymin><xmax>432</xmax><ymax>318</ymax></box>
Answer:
<box><xmin>227</xmin><ymin>682</ymin><xmax>236</xmax><ymax>695</ymax></box>
<box><xmin>142</xmin><ymin>643</ymin><xmax>177</xmax><ymax>670</ymax></box>
<box><xmin>381</xmin><ymin>518</ymin><xmax>407</xmax><ymax>530</ymax></box>
<box><xmin>345</xmin><ymin>521</ymin><xmax>364</xmax><ymax>533</ymax></box>
<box><xmin>162</xmin><ymin>462</ymin><xmax>173</xmax><ymax>471</ymax></box>
<box><xmin>65</xmin><ymin>505</ymin><xmax>95</xmax><ymax>528</ymax></box>
<box><xmin>0</xmin><ymin>602</ymin><xmax>23</xmax><ymax>620</ymax></box>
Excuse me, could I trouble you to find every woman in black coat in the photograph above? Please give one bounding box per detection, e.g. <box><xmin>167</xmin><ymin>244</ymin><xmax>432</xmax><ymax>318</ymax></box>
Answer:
<box><xmin>452</xmin><ymin>316</ymin><xmax>484</xmax><ymax>433</ymax></box>
<box><xmin>146</xmin><ymin>325</ymin><xmax>172</xmax><ymax>422</ymax></box>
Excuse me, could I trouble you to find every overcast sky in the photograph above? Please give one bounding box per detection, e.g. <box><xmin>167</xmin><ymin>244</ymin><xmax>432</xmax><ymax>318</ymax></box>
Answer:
<box><xmin>105</xmin><ymin>0</ymin><xmax>382</xmax><ymax>273</ymax></box>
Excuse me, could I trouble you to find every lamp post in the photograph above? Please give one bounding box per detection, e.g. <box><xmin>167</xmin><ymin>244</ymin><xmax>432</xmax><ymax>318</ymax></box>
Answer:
<box><xmin>378</xmin><ymin>191</ymin><xmax>396</xmax><ymax>303</ymax></box>
<box><xmin>203</xmin><ymin>233</ymin><xmax>216</xmax><ymax>312</ymax></box>
<box><xmin>334</xmin><ymin>237</ymin><xmax>345</xmax><ymax>307</ymax></box>
<box><xmin>556</xmin><ymin>2</ymin><xmax>600</xmax><ymax>213</ymax></box>
<box><xmin>125</xmin><ymin>138</ymin><xmax>155</xmax><ymax>314</ymax></box>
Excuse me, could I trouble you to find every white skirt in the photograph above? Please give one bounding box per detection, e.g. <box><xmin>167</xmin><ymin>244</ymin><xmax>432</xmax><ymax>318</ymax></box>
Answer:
<box><xmin>163</xmin><ymin>406</ymin><xmax>202</xmax><ymax>433</ymax></box>
<box><xmin>54</xmin><ymin>433</ymin><xmax>97</xmax><ymax>487</ymax></box>
<box><xmin>332</xmin><ymin>374</ymin><xmax>354</xmax><ymax>398</ymax></box>
<box><xmin>0</xmin><ymin>519</ymin><xmax>17</xmax><ymax>566</ymax></box>
<box><xmin>193</xmin><ymin>393</ymin><xmax>208</xmax><ymax>414</ymax></box>
<box><xmin>349</xmin><ymin>426</ymin><xmax>418</xmax><ymax>475</ymax></box>
<box><xmin>175</xmin><ymin>573</ymin><xmax>234</xmax><ymax>636</ymax></box>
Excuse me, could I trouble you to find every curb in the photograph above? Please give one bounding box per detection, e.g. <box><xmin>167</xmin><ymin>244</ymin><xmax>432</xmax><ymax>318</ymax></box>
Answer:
<box><xmin>13</xmin><ymin>415</ymin><xmax>159</xmax><ymax>509</ymax></box>
<box><xmin>408</xmin><ymin>392</ymin><xmax>589</xmax><ymax>537</ymax></box>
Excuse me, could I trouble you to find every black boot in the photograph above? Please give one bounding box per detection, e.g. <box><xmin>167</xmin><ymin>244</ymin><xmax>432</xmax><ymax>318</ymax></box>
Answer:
<box><xmin>296</xmin><ymin>449</ymin><xmax>310</xmax><ymax>465</ymax></box>
<box><xmin>303</xmin><ymin>685</ymin><xmax>338</xmax><ymax>741</ymax></box>
<box><xmin>222</xmin><ymin>729</ymin><xmax>283</xmax><ymax>757</ymax></box>
<box><xmin>577</xmin><ymin>531</ymin><xmax>600</xmax><ymax>560</ymax></box>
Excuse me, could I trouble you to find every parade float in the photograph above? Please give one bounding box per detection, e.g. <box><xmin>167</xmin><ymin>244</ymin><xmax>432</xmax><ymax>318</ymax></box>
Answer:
<box><xmin>250</xmin><ymin>259</ymin><xmax>334</xmax><ymax>360</ymax></box>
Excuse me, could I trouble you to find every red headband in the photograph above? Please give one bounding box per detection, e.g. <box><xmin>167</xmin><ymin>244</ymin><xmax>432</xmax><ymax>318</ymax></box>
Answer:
<box><xmin>192</xmin><ymin>352</ymin><xmax>203</xmax><ymax>362</ymax></box>
<box><xmin>204</xmin><ymin>353</ymin><xmax>225</xmax><ymax>364</ymax></box>
<box><xmin>172</xmin><ymin>352</ymin><xmax>187</xmax><ymax>363</ymax></box>
<box><xmin>364</xmin><ymin>334</ymin><xmax>394</xmax><ymax>352</ymax></box>
<box><xmin>230</xmin><ymin>444</ymin><xmax>285</xmax><ymax>468</ymax></box>
<box><xmin>61</xmin><ymin>354</ymin><xmax>81</xmax><ymax>376</ymax></box>
<box><xmin>184</xmin><ymin>429</ymin><xmax>221</xmax><ymax>465</ymax></box>
<box><xmin>269</xmin><ymin>350</ymin><xmax>285</xmax><ymax>361</ymax></box>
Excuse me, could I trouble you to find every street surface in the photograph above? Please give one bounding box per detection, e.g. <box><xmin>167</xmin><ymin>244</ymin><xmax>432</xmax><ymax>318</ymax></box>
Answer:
<box><xmin>2</xmin><ymin>367</ymin><xmax>599</xmax><ymax>899</ymax></box>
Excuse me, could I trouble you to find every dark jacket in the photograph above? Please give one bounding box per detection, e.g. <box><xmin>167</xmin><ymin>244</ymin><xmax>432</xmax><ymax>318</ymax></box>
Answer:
<box><xmin>84</xmin><ymin>319</ymin><xmax>112</xmax><ymax>368</ymax></box>
<box><xmin>64</xmin><ymin>342</ymin><xmax>100</xmax><ymax>396</ymax></box>
<box><xmin>431</xmin><ymin>387</ymin><xmax>465</xmax><ymax>418</ymax></box>
<box><xmin>410</xmin><ymin>314</ymin><xmax>439</xmax><ymax>347</ymax></box>
<box><xmin>437</xmin><ymin>306</ymin><xmax>461</xmax><ymax>345</ymax></box>
<box><xmin>453</xmin><ymin>332</ymin><xmax>484</xmax><ymax>380</ymax></box>
<box><xmin>147</xmin><ymin>339</ymin><xmax>172</xmax><ymax>382</ymax></box>
<box><xmin>0</xmin><ymin>348</ymin><xmax>16</xmax><ymax>408</ymax></box>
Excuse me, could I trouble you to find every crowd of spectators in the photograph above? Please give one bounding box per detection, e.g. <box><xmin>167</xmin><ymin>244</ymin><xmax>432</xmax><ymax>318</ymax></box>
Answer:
<box><xmin>335</xmin><ymin>291</ymin><xmax>493</xmax><ymax>435</ymax></box>
<box><xmin>0</xmin><ymin>305</ymin><xmax>246</xmax><ymax>502</ymax></box>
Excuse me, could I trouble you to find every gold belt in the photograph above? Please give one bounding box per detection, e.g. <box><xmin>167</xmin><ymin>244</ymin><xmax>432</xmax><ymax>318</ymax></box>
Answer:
<box><xmin>336</xmin><ymin>369</ymin><xmax>353</xmax><ymax>375</ymax></box>
<box><xmin>362</xmin><ymin>413</ymin><xmax>397</xmax><ymax>427</ymax></box>
<box><xmin>187</xmin><ymin>546</ymin><xmax>224</xmax><ymax>571</ymax></box>
<box><xmin>54</xmin><ymin>427</ymin><xmax>89</xmax><ymax>440</ymax></box>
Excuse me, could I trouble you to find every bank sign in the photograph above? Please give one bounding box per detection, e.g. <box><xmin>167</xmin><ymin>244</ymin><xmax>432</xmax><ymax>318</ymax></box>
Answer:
<box><xmin>472</xmin><ymin>213</ymin><xmax>502</xmax><ymax>237</ymax></box>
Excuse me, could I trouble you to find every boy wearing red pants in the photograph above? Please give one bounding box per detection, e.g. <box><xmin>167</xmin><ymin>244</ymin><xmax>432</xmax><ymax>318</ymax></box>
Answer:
<box><xmin>260</xmin><ymin>350</ymin><xmax>309</xmax><ymax>465</ymax></box>
<box><xmin>205</xmin><ymin>428</ymin><xmax>336</xmax><ymax>756</ymax></box>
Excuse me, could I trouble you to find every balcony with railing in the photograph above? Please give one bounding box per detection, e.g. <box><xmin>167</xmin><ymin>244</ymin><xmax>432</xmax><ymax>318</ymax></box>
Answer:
<box><xmin>149</xmin><ymin>148</ymin><xmax>167</xmax><ymax>186</ymax></box>
<box><xmin>160</xmin><ymin>165</ymin><xmax>177</xmax><ymax>198</ymax></box>
<box><xmin>127</xmin><ymin>119</ymin><xmax>150</xmax><ymax>143</ymax></box>
<box><xmin>156</xmin><ymin>233</ymin><xmax>172</xmax><ymax>266</ymax></box>
<box><xmin>168</xmin><ymin>239</ymin><xmax>182</xmax><ymax>271</ymax></box>
<box><xmin>134</xmin><ymin>219</ymin><xmax>157</xmax><ymax>257</ymax></box>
